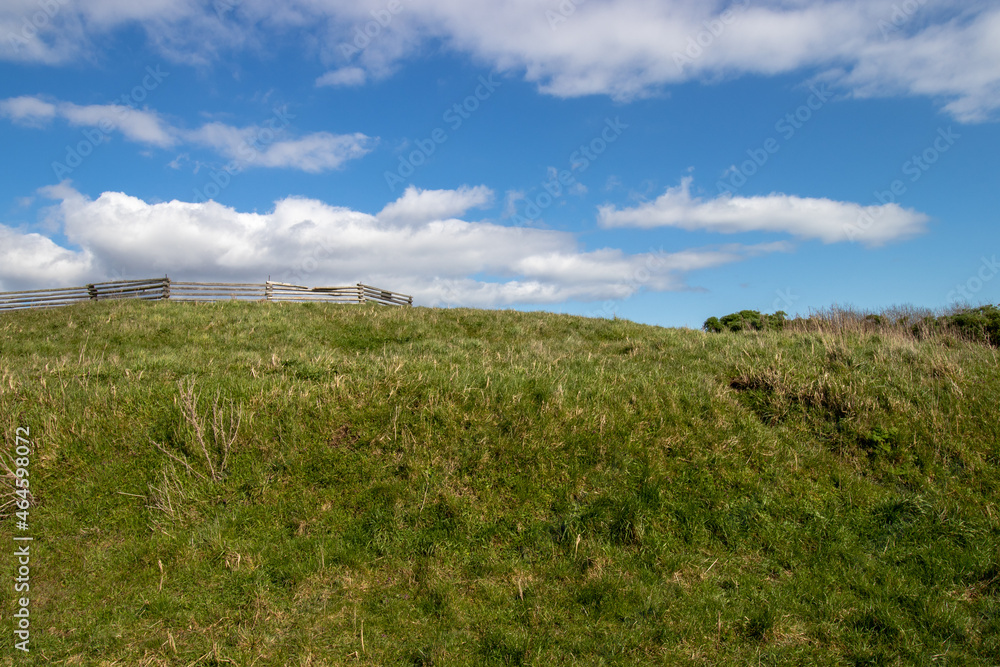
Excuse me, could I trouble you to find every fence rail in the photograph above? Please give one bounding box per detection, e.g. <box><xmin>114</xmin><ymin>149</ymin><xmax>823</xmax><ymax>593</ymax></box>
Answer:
<box><xmin>0</xmin><ymin>277</ymin><xmax>413</xmax><ymax>312</ymax></box>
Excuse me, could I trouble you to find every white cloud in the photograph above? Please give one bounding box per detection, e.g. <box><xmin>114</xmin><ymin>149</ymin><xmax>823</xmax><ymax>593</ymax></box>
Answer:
<box><xmin>250</xmin><ymin>132</ymin><xmax>373</xmax><ymax>172</ymax></box>
<box><xmin>0</xmin><ymin>182</ymin><xmax>788</xmax><ymax>304</ymax></box>
<box><xmin>0</xmin><ymin>95</ymin><xmax>373</xmax><ymax>172</ymax></box>
<box><xmin>0</xmin><ymin>226</ymin><xmax>95</xmax><ymax>292</ymax></box>
<box><xmin>167</xmin><ymin>152</ymin><xmax>189</xmax><ymax>170</ymax></box>
<box><xmin>598</xmin><ymin>176</ymin><xmax>930</xmax><ymax>247</ymax></box>
<box><xmin>502</xmin><ymin>190</ymin><xmax>526</xmax><ymax>218</ymax></box>
<box><xmin>59</xmin><ymin>102</ymin><xmax>176</xmax><ymax>146</ymax></box>
<box><xmin>4</xmin><ymin>1</ymin><xmax>991</xmax><ymax>120</ymax></box>
<box><xmin>0</xmin><ymin>97</ymin><xmax>175</xmax><ymax>145</ymax></box>
<box><xmin>377</xmin><ymin>185</ymin><xmax>494</xmax><ymax>225</ymax></box>
<box><xmin>316</xmin><ymin>66</ymin><xmax>367</xmax><ymax>87</ymax></box>
<box><xmin>1</xmin><ymin>0</ymin><xmax>251</xmax><ymax>66</ymax></box>
<box><xmin>838</xmin><ymin>6</ymin><xmax>1000</xmax><ymax>123</ymax></box>
<box><xmin>185</xmin><ymin>122</ymin><xmax>257</xmax><ymax>157</ymax></box>
<box><xmin>0</xmin><ymin>96</ymin><xmax>57</xmax><ymax>125</ymax></box>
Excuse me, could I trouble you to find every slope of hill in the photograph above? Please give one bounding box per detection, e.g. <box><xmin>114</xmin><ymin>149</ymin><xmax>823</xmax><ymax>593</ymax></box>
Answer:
<box><xmin>1</xmin><ymin>301</ymin><xmax>998</xmax><ymax>665</ymax></box>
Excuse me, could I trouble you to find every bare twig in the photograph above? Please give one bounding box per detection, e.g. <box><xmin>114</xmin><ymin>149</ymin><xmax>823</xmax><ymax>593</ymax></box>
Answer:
<box><xmin>178</xmin><ymin>379</ymin><xmax>216</xmax><ymax>481</ymax></box>
<box><xmin>211</xmin><ymin>391</ymin><xmax>242</xmax><ymax>477</ymax></box>
<box><xmin>151</xmin><ymin>439</ymin><xmax>207</xmax><ymax>481</ymax></box>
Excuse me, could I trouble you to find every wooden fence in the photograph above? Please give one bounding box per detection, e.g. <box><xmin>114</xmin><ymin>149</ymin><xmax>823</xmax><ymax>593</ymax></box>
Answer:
<box><xmin>0</xmin><ymin>277</ymin><xmax>413</xmax><ymax>312</ymax></box>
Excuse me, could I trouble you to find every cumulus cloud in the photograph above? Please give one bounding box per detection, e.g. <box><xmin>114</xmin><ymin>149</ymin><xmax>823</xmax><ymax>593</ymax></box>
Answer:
<box><xmin>2</xmin><ymin>1</ymin><xmax>997</xmax><ymax>121</ymax></box>
<box><xmin>0</xmin><ymin>226</ymin><xmax>95</xmax><ymax>291</ymax></box>
<box><xmin>598</xmin><ymin>176</ymin><xmax>930</xmax><ymax>247</ymax></box>
<box><xmin>0</xmin><ymin>95</ymin><xmax>373</xmax><ymax>172</ymax></box>
<box><xmin>0</xmin><ymin>182</ymin><xmax>787</xmax><ymax>304</ymax></box>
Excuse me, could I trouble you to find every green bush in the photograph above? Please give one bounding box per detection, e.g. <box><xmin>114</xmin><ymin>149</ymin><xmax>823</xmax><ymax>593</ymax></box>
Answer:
<box><xmin>703</xmin><ymin>310</ymin><xmax>786</xmax><ymax>333</ymax></box>
<box><xmin>942</xmin><ymin>305</ymin><xmax>1000</xmax><ymax>346</ymax></box>
<box><xmin>703</xmin><ymin>316</ymin><xmax>723</xmax><ymax>333</ymax></box>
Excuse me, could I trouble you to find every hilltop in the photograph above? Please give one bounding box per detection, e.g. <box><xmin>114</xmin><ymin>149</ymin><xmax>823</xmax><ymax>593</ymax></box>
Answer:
<box><xmin>0</xmin><ymin>301</ymin><xmax>997</xmax><ymax>665</ymax></box>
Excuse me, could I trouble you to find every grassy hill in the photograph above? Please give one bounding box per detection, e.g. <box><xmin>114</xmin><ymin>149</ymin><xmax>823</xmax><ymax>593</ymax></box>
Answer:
<box><xmin>0</xmin><ymin>301</ymin><xmax>998</xmax><ymax>665</ymax></box>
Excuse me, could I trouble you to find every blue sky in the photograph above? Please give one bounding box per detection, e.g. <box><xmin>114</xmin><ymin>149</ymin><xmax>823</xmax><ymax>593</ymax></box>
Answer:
<box><xmin>1</xmin><ymin>0</ymin><xmax>998</xmax><ymax>328</ymax></box>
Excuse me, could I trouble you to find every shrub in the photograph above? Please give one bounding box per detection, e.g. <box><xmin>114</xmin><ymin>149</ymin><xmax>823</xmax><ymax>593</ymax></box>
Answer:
<box><xmin>703</xmin><ymin>316</ymin><xmax>723</xmax><ymax>333</ymax></box>
<box><xmin>941</xmin><ymin>305</ymin><xmax>1000</xmax><ymax>346</ymax></box>
<box><xmin>703</xmin><ymin>310</ymin><xmax>786</xmax><ymax>333</ymax></box>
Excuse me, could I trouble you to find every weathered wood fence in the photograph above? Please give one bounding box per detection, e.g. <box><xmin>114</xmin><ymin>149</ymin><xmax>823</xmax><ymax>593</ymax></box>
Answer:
<box><xmin>0</xmin><ymin>277</ymin><xmax>413</xmax><ymax>312</ymax></box>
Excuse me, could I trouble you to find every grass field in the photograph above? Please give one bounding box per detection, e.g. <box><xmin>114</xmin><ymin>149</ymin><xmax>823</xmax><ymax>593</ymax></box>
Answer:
<box><xmin>0</xmin><ymin>300</ymin><xmax>998</xmax><ymax>665</ymax></box>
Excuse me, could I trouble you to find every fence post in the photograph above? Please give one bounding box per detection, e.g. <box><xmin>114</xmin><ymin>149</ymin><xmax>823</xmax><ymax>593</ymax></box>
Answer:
<box><xmin>87</xmin><ymin>284</ymin><xmax>98</xmax><ymax>300</ymax></box>
<box><xmin>357</xmin><ymin>283</ymin><xmax>366</xmax><ymax>304</ymax></box>
<box><xmin>163</xmin><ymin>276</ymin><xmax>171</xmax><ymax>301</ymax></box>
<box><xmin>265</xmin><ymin>282</ymin><xmax>273</xmax><ymax>301</ymax></box>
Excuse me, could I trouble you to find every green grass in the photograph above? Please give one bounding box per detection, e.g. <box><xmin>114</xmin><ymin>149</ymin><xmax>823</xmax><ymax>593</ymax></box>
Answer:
<box><xmin>0</xmin><ymin>300</ymin><xmax>998</xmax><ymax>665</ymax></box>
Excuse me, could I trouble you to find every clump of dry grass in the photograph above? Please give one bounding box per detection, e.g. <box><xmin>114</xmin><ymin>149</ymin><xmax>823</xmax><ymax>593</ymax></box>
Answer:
<box><xmin>0</xmin><ymin>449</ymin><xmax>33</xmax><ymax>520</ymax></box>
<box><xmin>782</xmin><ymin>304</ymin><xmax>998</xmax><ymax>349</ymax></box>
<box><xmin>152</xmin><ymin>379</ymin><xmax>244</xmax><ymax>482</ymax></box>
<box><xmin>784</xmin><ymin>305</ymin><xmax>937</xmax><ymax>338</ymax></box>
